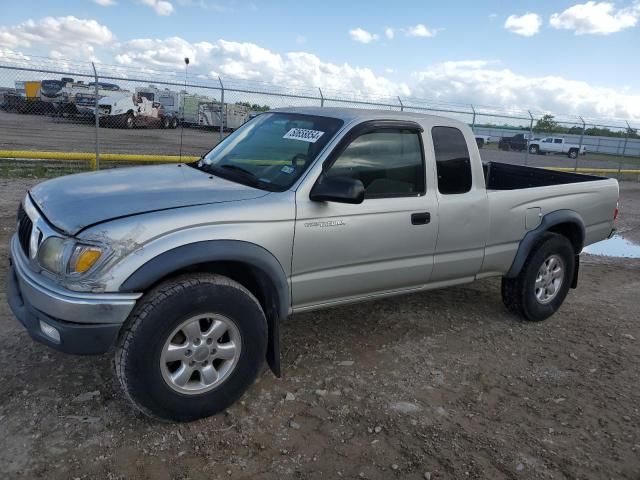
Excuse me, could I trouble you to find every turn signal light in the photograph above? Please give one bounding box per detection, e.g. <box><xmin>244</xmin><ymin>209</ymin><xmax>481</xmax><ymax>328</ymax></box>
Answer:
<box><xmin>73</xmin><ymin>248</ymin><xmax>102</xmax><ymax>273</ymax></box>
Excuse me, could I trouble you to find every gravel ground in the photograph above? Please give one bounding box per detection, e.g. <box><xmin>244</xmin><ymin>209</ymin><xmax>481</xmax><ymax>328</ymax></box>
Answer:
<box><xmin>0</xmin><ymin>177</ymin><xmax>639</xmax><ymax>480</ymax></box>
<box><xmin>1</xmin><ymin>111</ymin><xmax>639</xmax><ymax>170</ymax></box>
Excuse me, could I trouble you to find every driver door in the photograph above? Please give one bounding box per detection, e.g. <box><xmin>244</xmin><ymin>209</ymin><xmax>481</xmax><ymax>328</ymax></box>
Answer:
<box><xmin>291</xmin><ymin>121</ymin><xmax>439</xmax><ymax>310</ymax></box>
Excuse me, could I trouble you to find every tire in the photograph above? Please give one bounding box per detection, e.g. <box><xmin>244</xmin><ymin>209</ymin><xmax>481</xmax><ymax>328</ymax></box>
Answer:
<box><xmin>529</xmin><ymin>144</ymin><xmax>539</xmax><ymax>154</ymax></box>
<box><xmin>476</xmin><ymin>138</ymin><xmax>484</xmax><ymax>149</ymax></box>
<box><xmin>568</xmin><ymin>149</ymin><xmax>578</xmax><ymax>159</ymax></box>
<box><xmin>162</xmin><ymin>117</ymin><xmax>170</xmax><ymax>129</ymax></box>
<box><xmin>171</xmin><ymin>117</ymin><xmax>179</xmax><ymax>129</ymax></box>
<box><xmin>501</xmin><ymin>232</ymin><xmax>575</xmax><ymax>322</ymax></box>
<box><xmin>115</xmin><ymin>273</ymin><xmax>267</xmax><ymax>422</ymax></box>
<box><xmin>123</xmin><ymin>112</ymin><xmax>135</xmax><ymax>129</ymax></box>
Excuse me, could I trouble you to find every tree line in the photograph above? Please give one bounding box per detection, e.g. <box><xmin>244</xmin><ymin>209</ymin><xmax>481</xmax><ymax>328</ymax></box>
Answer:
<box><xmin>478</xmin><ymin>114</ymin><xmax>639</xmax><ymax>139</ymax></box>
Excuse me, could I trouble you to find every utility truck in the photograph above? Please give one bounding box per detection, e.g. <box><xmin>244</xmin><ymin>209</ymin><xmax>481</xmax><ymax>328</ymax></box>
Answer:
<box><xmin>40</xmin><ymin>78</ymin><xmax>125</xmax><ymax>115</ymax></box>
<box><xmin>135</xmin><ymin>85</ymin><xmax>181</xmax><ymax>128</ymax></box>
<box><xmin>7</xmin><ymin>107</ymin><xmax>618</xmax><ymax>422</ymax></box>
<box><xmin>98</xmin><ymin>93</ymin><xmax>166</xmax><ymax>129</ymax></box>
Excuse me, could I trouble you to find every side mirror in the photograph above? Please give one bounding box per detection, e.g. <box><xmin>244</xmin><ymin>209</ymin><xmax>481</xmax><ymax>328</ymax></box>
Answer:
<box><xmin>310</xmin><ymin>175</ymin><xmax>365</xmax><ymax>204</ymax></box>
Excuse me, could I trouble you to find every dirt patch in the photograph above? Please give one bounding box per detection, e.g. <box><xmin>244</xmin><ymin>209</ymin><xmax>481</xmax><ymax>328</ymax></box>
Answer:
<box><xmin>0</xmin><ymin>177</ymin><xmax>639</xmax><ymax>479</ymax></box>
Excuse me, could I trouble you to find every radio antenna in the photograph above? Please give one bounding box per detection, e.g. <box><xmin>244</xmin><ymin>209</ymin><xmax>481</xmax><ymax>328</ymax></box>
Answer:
<box><xmin>179</xmin><ymin>57</ymin><xmax>189</xmax><ymax>162</ymax></box>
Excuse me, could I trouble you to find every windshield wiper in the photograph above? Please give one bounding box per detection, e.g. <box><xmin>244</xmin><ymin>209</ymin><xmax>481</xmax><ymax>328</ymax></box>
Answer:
<box><xmin>219</xmin><ymin>164</ymin><xmax>256</xmax><ymax>178</ymax></box>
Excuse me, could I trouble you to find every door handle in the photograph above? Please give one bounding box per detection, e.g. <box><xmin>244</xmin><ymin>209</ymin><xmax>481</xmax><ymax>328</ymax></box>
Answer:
<box><xmin>411</xmin><ymin>212</ymin><xmax>431</xmax><ymax>225</ymax></box>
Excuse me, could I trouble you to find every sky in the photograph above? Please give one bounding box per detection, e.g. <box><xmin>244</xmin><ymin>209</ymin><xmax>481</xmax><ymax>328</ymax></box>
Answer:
<box><xmin>0</xmin><ymin>0</ymin><xmax>639</xmax><ymax>122</ymax></box>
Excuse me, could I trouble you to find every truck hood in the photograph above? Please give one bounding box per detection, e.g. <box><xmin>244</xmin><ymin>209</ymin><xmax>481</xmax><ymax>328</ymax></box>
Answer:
<box><xmin>29</xmin><ymin>164</ymin><xmax>268</xmax><ymax>235</ymax></box>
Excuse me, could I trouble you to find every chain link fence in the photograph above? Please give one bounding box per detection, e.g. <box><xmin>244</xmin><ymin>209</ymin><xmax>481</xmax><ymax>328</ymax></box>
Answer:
<box><xmin>1</xmin><ymin>52</ymin><xmax>639</xmax><ymax>180</ymax></box>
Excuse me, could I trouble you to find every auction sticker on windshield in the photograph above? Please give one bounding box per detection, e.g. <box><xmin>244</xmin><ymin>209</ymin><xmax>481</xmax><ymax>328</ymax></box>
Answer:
<box><xmin>283</xmin><ymin>128</ymin><xmax>325</xmax><ymax>143</ymax></box>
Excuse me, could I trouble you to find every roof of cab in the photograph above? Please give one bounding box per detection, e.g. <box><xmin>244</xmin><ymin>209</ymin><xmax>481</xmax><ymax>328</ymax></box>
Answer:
<box><xmin>270</xmin><ymin>106</ymin><xmax>468</xmax><ymax>129</ymax></box>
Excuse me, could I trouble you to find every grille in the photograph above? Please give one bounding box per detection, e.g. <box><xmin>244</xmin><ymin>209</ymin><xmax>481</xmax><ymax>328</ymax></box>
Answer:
<box><xmin>17</xmin><ymin>203</ymin><xmax>33</xmax><ymax>257</ymax></box>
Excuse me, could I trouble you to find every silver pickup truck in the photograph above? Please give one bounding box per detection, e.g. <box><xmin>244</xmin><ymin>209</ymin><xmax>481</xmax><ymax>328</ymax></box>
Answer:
<box><xmin>7</xmin><ymin>107</ymin><xmax>619</xmax><ymax>421</ymax></box>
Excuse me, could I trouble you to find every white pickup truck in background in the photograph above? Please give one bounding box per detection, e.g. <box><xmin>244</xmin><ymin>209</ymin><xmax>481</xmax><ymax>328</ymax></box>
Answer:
<box><xmin>528</xmin><ymin>137</ymin><xmax>587</xmax><ymax>159</ymax></box>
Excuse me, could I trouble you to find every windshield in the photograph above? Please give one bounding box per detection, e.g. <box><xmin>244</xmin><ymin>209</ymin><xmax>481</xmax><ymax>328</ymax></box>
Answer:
<box><xmin>41</xmin><ymin>80</ymin><xmax>63</xmax><ymax>95</ymax></box>
<box><xmin>193</xmin><ymin>112</ymin><xmax>343</xmax><ymax>191</ymax></box>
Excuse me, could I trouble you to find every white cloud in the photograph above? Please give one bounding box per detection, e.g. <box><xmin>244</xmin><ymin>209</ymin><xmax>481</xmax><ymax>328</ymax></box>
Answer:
<box><xmin>412</xmin><ymin>60</ymin><xmax>640</xmax><ymax>121</ymax></box>
<box><xmin>405</xmin><ymin>24</ymin><xmax>437</xmax><ymax>37</ymax></box>
<box><xmin>349</xmin><ymin>27</ymin><xmax>379</xmax><ymax>44</ymax></box>
<box><xmin>114</xmin><ymin>36</ymin><xmax>410</xmax><ymax>98</ymax></box>
<box><xmin>1</xmin><ymin>14</ymin><xmax>639</xmax><ymax>122</ymax></box>
<box><xmin>92</xmin><ymin>0</ymin><xmax>116</xmax><ymax>6</ymax></box>
<box><xmin>504</xmin><ymin>13</ymin><xmax>542</xmax><ymax>36</ymax></box>
<box><xmin>0</xmin><ymin>16</ymin><xmax>114</xmax><ymax>59</ymax></box>
<box><xmin>550</xmin><ymin>1</ymin><xmax>640</xmax><ymax>35</ymax></box>
<box><xmin>384</xmin><ymin>27</ymin><xmax>394</xmax><ymax>39</ymax></box>
<box><xmin>139</xmin><ymin>0</ymin><xmax>175</xmax><ymax>16</ymax></box>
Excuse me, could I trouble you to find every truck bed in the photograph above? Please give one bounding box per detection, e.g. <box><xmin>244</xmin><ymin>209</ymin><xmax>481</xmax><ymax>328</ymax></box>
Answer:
<box><xmin>483</xmin><ymin>161</ymin><xmax>604</xmax><ymax>190</ymax></box>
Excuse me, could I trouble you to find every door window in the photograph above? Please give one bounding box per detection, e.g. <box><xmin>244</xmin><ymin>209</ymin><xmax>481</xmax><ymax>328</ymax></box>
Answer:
<box><xmin>553</xmin><ymin>138</ymin><xmax>563</xmax><ymax>144</ymax></box>
<box><xmin>431</xmin><ymin>126</ymin><xmax>472</xmax><ymax>195</ymax></box>
<box><xmin>325</xmin><ymin>129</ymin><xmax>425</xmax><ymax>197</ymax></box>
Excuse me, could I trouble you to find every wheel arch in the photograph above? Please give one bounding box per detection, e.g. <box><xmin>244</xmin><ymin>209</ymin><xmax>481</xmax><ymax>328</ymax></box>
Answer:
<box><xmin>506</xmin><ymin>209</ymin><xmax>585</xmax><ymax>279</ymax></box>
<box><xmin>119</xmin><ymin>240</ymin><xmax>289</xmax><ymax>377</ymax></box>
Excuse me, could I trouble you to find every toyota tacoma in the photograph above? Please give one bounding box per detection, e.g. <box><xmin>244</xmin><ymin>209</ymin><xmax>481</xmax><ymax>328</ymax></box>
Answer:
<box><xmin>7</xmin><ymin>107</ymin><xmax>619</xmax><ymax>421</ymax></box>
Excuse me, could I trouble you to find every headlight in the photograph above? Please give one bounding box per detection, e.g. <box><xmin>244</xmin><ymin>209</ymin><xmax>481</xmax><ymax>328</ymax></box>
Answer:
<box><xmin>37</xmin><ymin>236</ymin><xmax>105</xmax><ymax>276</ymax></box>
<box><xmin>37</xmin><ymin>237</ymin><xmax>68</xmax><ymax>274</ymax></box>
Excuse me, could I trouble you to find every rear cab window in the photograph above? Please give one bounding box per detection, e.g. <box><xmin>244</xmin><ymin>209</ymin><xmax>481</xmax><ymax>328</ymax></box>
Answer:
<box><xmin>431</xmin><ymin>126</ymin><xmax>472</xmax><ymax>195</ymax></box>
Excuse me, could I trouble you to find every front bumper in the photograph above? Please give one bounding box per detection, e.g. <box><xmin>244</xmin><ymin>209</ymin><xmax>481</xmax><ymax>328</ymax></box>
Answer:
<box><xmin>6</xmin><ymin>235</ymin><xmax>141</xmax><ymax>355</ymax></box>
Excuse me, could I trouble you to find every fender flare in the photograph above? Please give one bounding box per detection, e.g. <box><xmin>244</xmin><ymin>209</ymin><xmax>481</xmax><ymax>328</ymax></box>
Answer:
<box><xmin>506</xmin><ymin>209</ymin><xmax>585</xmax><ymax>279</ymax></box>
<box><xmin>119</xmin><ymin>240</ymin><xmax>289</xmax><ymax>377</ymax></box>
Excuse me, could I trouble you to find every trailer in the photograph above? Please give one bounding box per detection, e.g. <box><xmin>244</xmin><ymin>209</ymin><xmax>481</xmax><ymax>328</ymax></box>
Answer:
<box><xmin>198</xmin><ymin>103</ymin><xmax>250</xmax><ymax>130</ymax></box>
<box><xmin>3</xmin><ymin>81</ymin><xmax>54</xmax><ymax>115</ymax></box>
<box><xmin>181</xmin><ymin>94</ymin><xmax>211</xmax><ymax>125</ymax></box>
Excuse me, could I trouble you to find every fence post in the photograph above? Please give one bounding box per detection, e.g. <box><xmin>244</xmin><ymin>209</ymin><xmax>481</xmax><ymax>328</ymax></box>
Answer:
<box><xmin>218</xmin><ymin>76</ymin><xmax>224</xmax><ymax>143</ymax></box>
<box><xmin>470</xmin><ymin>104</ymin><xmax>476</xmax><ymax>132</ymax></box>
<box><xmin>318</xmin><ymin>87</ymin><xmax>324</xmax><ymax>107</ymax></box>
<box><xmin>397</xmin><ymin>96</ymin><xmax>404</xmax><ymax>112</ymax></box>
<box><xmin>91</xmin><ymin>62</ymin><xmax>100</xmax><ymax>170</ymax></box>
<box><xmin>526</xmin><ymin>110</ymin><xmax>534</xmax><ymax>166</ymax></box>
<box><xmin>618</xmin><ymin>121</ymin><xmax>631</xmax><ymax>177</ymax></box>
<box><xmin>574</xmin><ymin>116</ymin><xmax>585</xmax><ymax>172</ymax></box>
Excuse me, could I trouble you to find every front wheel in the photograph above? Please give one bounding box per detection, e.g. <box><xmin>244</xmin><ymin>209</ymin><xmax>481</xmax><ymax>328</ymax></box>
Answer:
<box><xmin>529</xmin><ymin>144</ymin><xmax>539</xmax><ymax>154</ymax></box>
<box><xmin>501</xmin><ymin>232</ymin><xmax>575</xmax><ymax>322</ymax></box>
<box><xmin>123</xmin><ymin>112</ymin><xmax>135</xmax><ymax>129</ymax></box>
<box><xmin>115</xmin><ymin>273</ymin><xmax>267</xmax><ymax>421</ymax></box>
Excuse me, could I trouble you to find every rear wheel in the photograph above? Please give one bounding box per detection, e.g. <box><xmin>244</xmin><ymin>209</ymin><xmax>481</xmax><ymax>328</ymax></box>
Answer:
<box><xmin>501</xmin><ymin>232</ymin><xmax>575</xmax><ymax>321</ymax></box>
<box><xmin>171</xmin><ymin>117</ymin><xmax>179</xmax><ymax>129</ymax></box>
<box><xmin>162</xmin><ymin>116</ymin><xmax>170</xmax><ymax>129</ymax></box>
<box><xmin>476</xmin><ymin>138</ymin><xmax>485</xmax><ymax>149</ymax></box>
<box><xmin>115</xmin><ymin>274</ymin><xmax>267</xmax><ymax>422</ymax></box>
<box><xmin>568</xmin><ymin>149</ymin><xmax>578</xmax><ymax>159</ymax></box>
